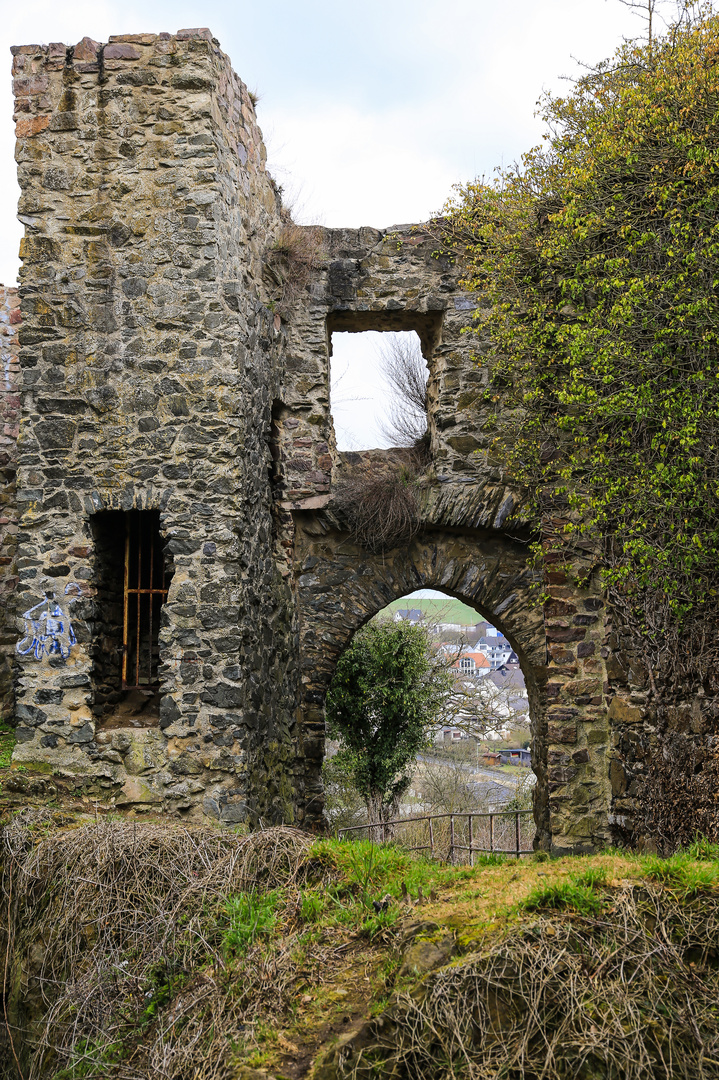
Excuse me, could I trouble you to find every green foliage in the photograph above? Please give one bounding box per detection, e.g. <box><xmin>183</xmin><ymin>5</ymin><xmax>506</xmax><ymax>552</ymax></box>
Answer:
<box><xmin>51</xmin><ymin>1039</ymin><xmax>125</xmax><ymax>1079</ymax></box>
<box><xmin>300</xmin><ymin>890</ymin><xmax>327</xmax><ymax>922</ymax></box>
<box><xmin>441</xmin><ymin>5</ymin><xmax>719</xmax><ymax>680</ymax></box>
<box><xmin>326</xmin><ymin>620</ymin><xmax>451</xmax><ymax>819</ymax></box>
<box><xmin>523</xmin><ymin>867</ymin><xmax>607</xmax><ymax>916</ymax></box>
<box><xmin>0</xmin><ymin>722</ymin><xmax>15</xmax><ymax>768</ymax></box>
<box><xmin>311</xmin><ymin>836</ymin><xmax>459</xmax><ymax>904</ymax></box>
<box><xmin>472</xmin><ymin>852</ymin><xmax>508</xmax><ymax>867</ymax></box>
<box><xmin>321</xmin><ymin>749</ymin><xmax>367</xmax><ymax>831</ymax></box>
<box><xmin>222</xmin><ymin>889</ymin><xmax>281</xmax><ymax>956</ymax></box>
<box><xmin>687</xmin><ymin>835</ymin><xmax>719</xmax><ymax>861</ymax></box>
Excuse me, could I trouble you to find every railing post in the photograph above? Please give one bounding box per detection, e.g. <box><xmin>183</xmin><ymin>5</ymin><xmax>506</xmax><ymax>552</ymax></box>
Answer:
<box><xmin>515</xmin><ymin>811</ymin><xmax>520</xmax><ymax>858</ymax></box>
<box><xmin>449</xmin><ymin>814</ymin><xmax>455</xmax><ymax>865</ymax></box>
<box><xmin>489</xmin><ymin>813</ymin><xmax>494</xmax><ymax>854</ymax></box>
<box><xmin>428</xmin><ymin>816</ymin><xmax>434</xmax><ymax>858</ymax></box>
<box><xmin>468</xmin><ymin>813</ymin><xmax>474</xmax><ymax>867</ymax></box>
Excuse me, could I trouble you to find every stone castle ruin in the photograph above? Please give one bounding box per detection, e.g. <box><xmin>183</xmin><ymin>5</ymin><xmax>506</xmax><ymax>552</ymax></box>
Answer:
<box><xmin>0</xmin><ymin>28</ymin><xmax>708</xmax><ymax>853</ymax></box>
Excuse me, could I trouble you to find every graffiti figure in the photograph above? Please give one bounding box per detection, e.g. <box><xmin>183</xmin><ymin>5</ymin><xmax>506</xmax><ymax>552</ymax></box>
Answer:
<box><xmin>16</xmin><ymin>584</ymin><xmax>79</xmax><ymax>661</ymax></box>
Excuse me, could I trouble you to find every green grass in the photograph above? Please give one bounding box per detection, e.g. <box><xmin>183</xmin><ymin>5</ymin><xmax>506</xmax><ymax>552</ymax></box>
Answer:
<box><xmin>311</xmin><ymin>837</ymin><xmax>467</xmax><ymax>904</ymax></box>
<box><xmin>0</xmin><ymin>721</ymin><xmax>15</xmax><ymax>768</ymax></box>
<box><xmin>687</xmin><ymin>836</ymin><xmax>719</xmax><ymax>862</ymax></box>
<box><xmin>473</xmin><ymin>852</ymin><xmax>509</xmax><ymax>867</ymax></box>
<box><xmin>522</xmin><ymin>870</ymin><xmax>606</xmax><ymax>917</ymax></box>
<box><xmin>643</xmin><ymin>851</ymin><xmax>719</xmax><ymax>895</ymax></box>
<box><xmin>222</xmin><ymin>889</ymin><xmax>282</xmax><ymax>956</ymax></box>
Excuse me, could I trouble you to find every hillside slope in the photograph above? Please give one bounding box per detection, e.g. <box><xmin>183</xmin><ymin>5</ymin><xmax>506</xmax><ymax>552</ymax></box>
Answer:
<box><xmin>1</xmin><ymin>814</ymin><xmax>718</xmax><ymax>1079</ymax></box>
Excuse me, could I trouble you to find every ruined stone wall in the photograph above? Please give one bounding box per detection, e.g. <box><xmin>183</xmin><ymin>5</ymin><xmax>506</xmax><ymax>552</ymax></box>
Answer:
<box><xmin>10</xmin><ymin>30</ymin><xmax>298</xmax><ymax>823</ymax></box>
<box><xmin>8</xmin><ymin>28</ymin><xmax>698</xmax><ymax>851</ymax></box>
<box><xmin>0</xmin><ymin>286</ymin><xmax>20</xmax><ymax>723</ymax></box>
<box><xmin>273</xmin><ymin>226</ymin><xmax>613</xmax><ymax>852</ymax></box>
<box><xmin>604</xmin><ymin>623</ymin><xmax>719</xmax><ymax>853</ymax></box>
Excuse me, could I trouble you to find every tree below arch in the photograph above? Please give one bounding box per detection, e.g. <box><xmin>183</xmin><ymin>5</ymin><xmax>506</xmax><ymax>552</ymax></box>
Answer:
<box><xmin>325</xmin><ymin>620</ymin><xmax>451</xmax><ymax>824</ymax></box>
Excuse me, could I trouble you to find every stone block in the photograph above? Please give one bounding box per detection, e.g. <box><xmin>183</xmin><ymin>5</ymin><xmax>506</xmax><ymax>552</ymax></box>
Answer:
<box><xmin>608</xmin><ymin>696</ymin><xmax>643</xmax><ymax>724</ymax></box>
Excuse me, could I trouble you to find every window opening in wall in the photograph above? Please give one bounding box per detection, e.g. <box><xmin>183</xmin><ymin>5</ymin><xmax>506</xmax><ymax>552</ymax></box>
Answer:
<box><xmin>122</xmin><ymin>511</ymin><xmax>170</xmax><ymax>689</ymax></box>
<box><xmin>330</xmin><ymin>330</ymin><xmax>428</xmax><ymax>452</ymax></box>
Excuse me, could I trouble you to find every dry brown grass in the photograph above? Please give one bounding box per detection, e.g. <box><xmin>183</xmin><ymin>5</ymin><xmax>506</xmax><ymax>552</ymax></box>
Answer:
<box><xmin>1</xmin><ymin>813</ymin><xmax>318</xmax><ymax>1080</ymax></box>
<box><xmin>334</xmin><ymin>457</ymin><xmax>424</xmax><ymax>555</ymax></box>
<box><xmin>264</xmin><ymin>223</ymin><xmax>324</xmax><ymax>313</ymax></box>
<box><xmin>332</xmin><ymin>871</ymin><xmax>719</xmax><ymax>1080</ymax></box>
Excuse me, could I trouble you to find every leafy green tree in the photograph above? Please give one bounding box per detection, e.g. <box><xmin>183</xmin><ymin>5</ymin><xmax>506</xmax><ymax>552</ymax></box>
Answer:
<box><xmin>440</xmin><ymin>3</ymin><xmax>719</xmax><ymax>686</ymax></box>
<box><xmin>325</xmin><ymin>620</ymin><xmax>451</xmax><ymax>824</ymax></box>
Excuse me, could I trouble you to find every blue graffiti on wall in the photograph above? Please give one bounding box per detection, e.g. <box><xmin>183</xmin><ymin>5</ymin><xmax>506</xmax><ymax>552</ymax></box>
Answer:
<box><xmin>16</xmin><ymin>583</ymin><xmax>81</xmax><ymax>661</ymax></box>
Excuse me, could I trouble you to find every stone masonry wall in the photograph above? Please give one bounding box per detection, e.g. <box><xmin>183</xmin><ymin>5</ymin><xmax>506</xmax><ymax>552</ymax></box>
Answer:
<box><xmin>272</xmin><ymin>226</ymin><xmax>613</xmax><ymax>852</ymax></box>
<box><xmin>7</xmin><ymin>27</ymin><xmax>696</xmax><ymax>851</ymax></box>
<box><xmin>0</xmin><ymin>286</ymin><xmax>20</xmax><ymax>723</ymax></box>
<box><xmin>9</xmin><ymin>29</ymin><xmax>299</xmax><ymax>824</ymax></box>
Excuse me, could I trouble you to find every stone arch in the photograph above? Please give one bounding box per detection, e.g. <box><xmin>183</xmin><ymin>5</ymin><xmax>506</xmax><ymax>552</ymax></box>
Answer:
<box><xmin>294</xmin><ymin>520</ymin><xmax>552</xmax><ymax>847</ymax></box>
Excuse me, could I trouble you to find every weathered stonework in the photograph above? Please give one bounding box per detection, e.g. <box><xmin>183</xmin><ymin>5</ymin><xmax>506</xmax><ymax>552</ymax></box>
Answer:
<box><xmin>2</xmin><ymin>26</ymin><xmax>694</xmax><ymax>851</ymax></box>
<box><xmin>0</xmin><ymin>286</ymin><xmax>21</xmax><ymax>722</ymax></box>
<box><xmin>8</xmin><ymin>30</ymin><xmax>297</xmax><ymax>825</ymax></box>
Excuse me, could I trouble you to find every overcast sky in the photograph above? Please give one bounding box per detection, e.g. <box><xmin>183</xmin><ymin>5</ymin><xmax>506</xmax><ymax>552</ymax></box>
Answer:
<box><xmin>1</xmin><ymin>0</ymin><xmax>656</xmax><ymax>449</ymax></box>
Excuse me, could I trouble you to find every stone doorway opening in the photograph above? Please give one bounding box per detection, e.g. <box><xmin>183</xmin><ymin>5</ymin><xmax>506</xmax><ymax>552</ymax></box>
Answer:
<box><xmin>322</xmin><ymin>585</ymin><xmax>537</xmax><ymax>835</ymax></box>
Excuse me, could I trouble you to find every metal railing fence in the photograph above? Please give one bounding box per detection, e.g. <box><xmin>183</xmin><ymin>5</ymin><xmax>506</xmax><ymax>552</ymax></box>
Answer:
<box><xmin>338</xmin><ymin>809</ymin><xmax>534</xmax><ymax>863</ymax></box>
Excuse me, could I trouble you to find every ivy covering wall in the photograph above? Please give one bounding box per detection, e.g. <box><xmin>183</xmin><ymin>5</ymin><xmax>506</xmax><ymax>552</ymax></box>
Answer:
<box><xmin>441</xmin><ymin>5</ymin><xmax>719</xmax><ymax>691</ymax></box>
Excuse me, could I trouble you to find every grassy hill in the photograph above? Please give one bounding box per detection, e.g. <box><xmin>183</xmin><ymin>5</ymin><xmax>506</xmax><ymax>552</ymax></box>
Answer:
<box><xmin>382</xmin><ymin>596</ymin><xmax>488</xmax><ymax>628</ymax></box>
<box><xmin>2</xmin><ymin>814</ymin><xmax>718</xmax><ymax>1080</ymax></box>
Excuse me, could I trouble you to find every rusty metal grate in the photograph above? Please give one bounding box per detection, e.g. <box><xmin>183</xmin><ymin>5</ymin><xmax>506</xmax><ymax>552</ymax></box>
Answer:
<box><xmin>121</xmin><ymin>511</ymin><xmax>168</xmax><ymax>689</ymax></box>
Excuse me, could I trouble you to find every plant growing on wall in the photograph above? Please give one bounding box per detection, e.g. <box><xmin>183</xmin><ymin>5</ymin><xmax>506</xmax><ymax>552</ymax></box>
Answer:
<box><xmin>263</xmin><ymin>221</ymin><xmax>324</xmax><ymax>314</ymax></box>
<box><xmin>334</xmin><ymin>454</ymin><xmax>424</xmax><ymax>553</ymax></box>
<box><xmin>325</xmin><ymin>620</ymin><xmax>451</xmax><ymax>824</ymax></box>
<box><xmin>440</xmin><ymin>2</ymin><xmax>719</xmax><ymax>688</ymax></box>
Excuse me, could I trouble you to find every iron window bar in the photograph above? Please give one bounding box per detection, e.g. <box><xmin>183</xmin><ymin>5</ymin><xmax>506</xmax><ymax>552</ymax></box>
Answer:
<box><xmin>121</xmin><ymin>511</ymin><xmax>168</xmax><ymax>690</ymax></box>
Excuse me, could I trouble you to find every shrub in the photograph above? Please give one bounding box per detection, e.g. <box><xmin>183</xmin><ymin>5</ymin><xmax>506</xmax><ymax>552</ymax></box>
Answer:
<box><xmin>334</xmin><ymin>454</ymin><xmax>423</xmax><ymax>554</ymax></box>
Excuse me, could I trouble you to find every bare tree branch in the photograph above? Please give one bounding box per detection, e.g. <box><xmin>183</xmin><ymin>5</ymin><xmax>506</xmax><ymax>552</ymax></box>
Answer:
<box><xmin>376</xmin><ymin>334</ymin><xmax>429</xmax><ymax>448</ymax></box>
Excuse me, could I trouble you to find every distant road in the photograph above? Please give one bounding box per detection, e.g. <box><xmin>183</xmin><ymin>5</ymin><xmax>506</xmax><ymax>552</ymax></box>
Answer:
<box><xmin>416</xmin><ymin>753</ymin><xmax>521</xmax><ymax>791</ymax></box>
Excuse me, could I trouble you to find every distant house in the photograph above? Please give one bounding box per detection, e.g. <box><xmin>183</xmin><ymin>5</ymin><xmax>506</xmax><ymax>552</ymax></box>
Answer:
<box><xmin>477</xmin><ymin>636</ymin><xmax>513</xmax><ymax>669</ymax></box>
<box><xmin>482</xmin><ymin>751</ymin><xmax>502</xmax><ymax>766</ymax></box>
<box><xmin>489</xmin><ymin>665</ymin><xmax>529</xmax><ymax>716</ymax></box>
<box><xmin>499</xmin><ymin>747</ymin><xmax>532</xmax><ymax>767</ymax></box>
<box><xmin>393</xmin><ymin>608</ymin><xmax>424</xmax><ymax>624</ymax></box>
<box><xmin>435</xmin><ymin>726</ymin><xmax>466</xmax><ymax>742</ymax></box>
<box><xmin>451</xmin><ymin>651</ymin><xmax>490</xmax><ymax>678</ymax></box>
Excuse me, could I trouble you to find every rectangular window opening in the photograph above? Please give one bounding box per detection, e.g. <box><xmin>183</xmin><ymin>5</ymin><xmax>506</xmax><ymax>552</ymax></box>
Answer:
<box><xmin>122</xmin><ymin>510</ymin><xmax>170</xmax><ymax>690</ymax></box>
<box><xmin>329</xmin><ymin>329</ymin><xmax>429</xmax><ymax>453</ymax></box>
<box><xmin>91</xmin><ymin>509</ymin><xmax>172</xmax><ymax>727</ymax></box>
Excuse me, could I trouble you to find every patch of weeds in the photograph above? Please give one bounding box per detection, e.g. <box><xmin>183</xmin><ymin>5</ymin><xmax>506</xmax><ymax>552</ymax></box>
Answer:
<box><xmin>643</xmin><ymin>852</ymin><xmax>719</xmax><ymax>895</ymax></box>
<box><xmin>687</xmin><ymin>836</ymin><xmax>719</xmax><ymax>862</ymax></box>
<box><xmin>140</xmin><ymin>961</ymin><xmax>178</xmax><ymax>1023</ymax></box>
<box><xmin>573</xmin><ymin>866</ymin><xmax>608</xmax><ymax>889</ymax></box>
<box><xmin>222</xmin><ymin>889</ymin><xmax>282</xmax><ymax>956</ymax></box>
<box><xmin>312</xmin><ymin>838</ymin><xmax>443</xmax><ymax>907</ymax></box>
<box><xmin>0</xmin><ymin>722</ymin><xmax>16</xmax><ymax>768</ymax></box>
<box><xmin>300</xmin><ymin>889</ymin><xmax>327</xmax><ymax>922</ymax></box>
<box><xmin>52</xmin><ymin>1037</ymin><xmax>125</xmax><ymax>1079</ymax></box>
<box><xmin>522</xmin><ymin>878</ymin><xmax>604</xmax><ymax>917</ymax></box>
<box><xmin>233</xmin><ymin>1018</ymin><xmax>277</xmax><ymax>1069</ymax></box>
<box><xmin>359</xmin><ymin>905</ymin><xmax>401</xmax><ymax>939</ymax></box>
<box><xmin>473</xmin><ymin>853</ymin><xmax>509</xmax><ymax>867</ymax></box>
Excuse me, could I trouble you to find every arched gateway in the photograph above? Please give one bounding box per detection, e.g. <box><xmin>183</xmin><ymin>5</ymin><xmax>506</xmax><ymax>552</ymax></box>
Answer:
<box><xmin>3</xmin><ymin>30</ymin><xmax>615</xmax><ymax>854</ymax></box>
